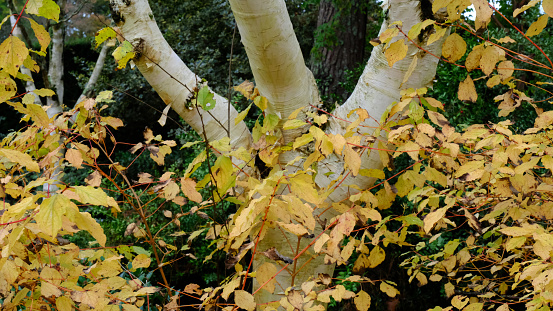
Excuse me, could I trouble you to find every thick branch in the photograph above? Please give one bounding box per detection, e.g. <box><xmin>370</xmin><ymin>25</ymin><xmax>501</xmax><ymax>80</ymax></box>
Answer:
<box><xmin>229</xmin><ymin>0</ymin><xmax>319</xmax><ymax>145</ymax></box>
<box><xmin>109</xmin><ymin>0</ymin><xmax>251</xmax><ymax>153</ymax></box>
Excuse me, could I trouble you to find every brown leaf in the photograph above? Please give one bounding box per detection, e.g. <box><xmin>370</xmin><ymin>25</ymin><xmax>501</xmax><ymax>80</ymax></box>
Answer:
<box><xmin>184</xmin><ymin>283</ymin><xmax>203</xmax><ymax>295</ymax></box>
<box><xmin>260</xmin><ymin>247</ymin><xmax>293</xmax><ymax>264</ymax></box>
<box><xmin>85</xmin><ymin>170</ymin><xmax>102</xmax><ymax>187</ymax></box>
<box><xmin>458</xmin><ymin>74</ymin><xmax>478</xmax><ymax>102</ymax></box>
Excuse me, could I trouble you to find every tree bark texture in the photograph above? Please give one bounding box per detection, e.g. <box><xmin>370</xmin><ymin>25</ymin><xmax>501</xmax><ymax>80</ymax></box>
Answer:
<box><xmin>311</xmin><ymin>0</ymin><xmax>367</xmax><ymax>101</ymax></box>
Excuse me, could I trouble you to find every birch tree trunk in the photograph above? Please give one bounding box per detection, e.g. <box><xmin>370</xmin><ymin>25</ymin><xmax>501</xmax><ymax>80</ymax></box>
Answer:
<box><xmin>46</xmin><ymin>0</ymin><xmax>66</xmax><ymax>111</ymax></box>
<box><xmin>110</xmin><ymin>0</ymin><xmax>446</xmax><ymax>308</ymax></box>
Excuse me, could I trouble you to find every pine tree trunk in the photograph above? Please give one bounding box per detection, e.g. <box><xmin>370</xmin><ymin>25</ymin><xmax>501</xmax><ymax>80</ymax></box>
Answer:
<box><xmin>311</xmin><ymin>0</ymin><xmax>367</xmax><ymax>101</ymax></box>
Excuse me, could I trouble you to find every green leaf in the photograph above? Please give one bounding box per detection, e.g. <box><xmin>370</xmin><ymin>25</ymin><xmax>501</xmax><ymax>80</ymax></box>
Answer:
<box><xmin>197</xmin><ymin>86</ymin><xmax>216</xmax><ymax>111</ymax></box>
<box><xmin>38</xmin><ymin>0</ymin><xmax>61</xmax><ymax>22</ymax></box>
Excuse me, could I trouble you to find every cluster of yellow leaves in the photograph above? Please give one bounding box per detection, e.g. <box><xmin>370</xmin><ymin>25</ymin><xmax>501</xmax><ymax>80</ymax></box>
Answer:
<box><xmin>0</xmin><ymin>6</ymin><xmax>158</xmax><ymax>304</ymax></box>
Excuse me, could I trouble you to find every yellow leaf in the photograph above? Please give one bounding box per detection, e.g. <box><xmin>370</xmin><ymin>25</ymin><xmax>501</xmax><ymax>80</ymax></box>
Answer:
<box><xmin>66</xmin><ymin>148</ymin><xmax>83</xmax><ymax>168</ymax></box>
<box><xmin>222</xmin><ymin>277</ymin><xmax>241</xmax><ymax>300</ymax></box>
<box><xmin>293</xmin><ymin>133</ymin><xmax>314</xmax><ymax>149</ymax></box>
<box><xmin>514</xmin><ymin>0</ymin><xmax>540</xmax><ymax>16</ymax></box>
<box><xmin>428</xmin><ymin>25</ymin><xmax>448</xmax><ymax>46</ymax></box>
<box><xmin>424</xmin><ymin>207</ymin><xmax>448</xmax><ymax>233</ymax></box>
<box><xmin>497</xmin><ymin>61</ymin><xmax>514</xmax><ymax>80</ymax></box>
<box><xmin>73</xmin><ymin>186</ymin><xmax>109</xmax><ymax>206</ymax></box>
<box><xmin>424</xmin><ymin>97</ymin><xmax>444</xmax><ymax>110</ymax></box>
<box><xmin>132</xmin><ymin>254</ymin><xmax>151</xmax><ymax>270</ymax></box>
<box><xmin>465</xmin><ymin>44</ymin><xmax>484</xmax><ymax>72</ymax></box>
<box><xmin>278</xmin><ymin>222</ymin><xmax>308</xmax><ymax>236</ymax></box>
<box><xmin>535</xmin><ymin>111</ymin><xmax>553</xmax><ymax>128</ymax></box>
<box><xmin>314</xmin><ymin>233</ymin><xmax>330</xmax><ymax>253</ymax></box>
<box><xmin>455</xmin><ymin>160</ymin><xmax>485</xmax><ymax>178</ymax></box>
<box><xmin>480</xmin><ymin>45</ymin><xmax>504</xmax><ymax>76</ymax></box>
<box><xmin>368</xmin><ymin>245</ymin><xmax>386</xmax><ymax>268</ymax></box>
<box><xmin>359</xmin><ymin>168</ymin><xmax>385</xmax><ymax>179</ymax></box>
<box><xmin>458</xmin><ymin>75</ymin><xmax>478</xmax><ymax>102</ymax></box>
<box><xmin>473</xmin><ymin>0</ymin><xmax>493</xmax><ymax>29</ymax></box>
<box><xmin>56</xmin><ymin>296</ymin><xmax>73</xmax><ymax>311</ymax></box>
<box><xmin>112</xmin><ymin>41</ymin><xmax>135</xmax><ymax>69</ymax></box>
<box><xmin>256</xmin><ymin>262</ymin><xmax>277</xmax><ymax>294</ymax></box>
<box><xmin>253</xmin><ymin>96</ymin><xmax>268</xmax><ymax>111</ymax></box>
<box><xmin>344</xmin><ymin>145</ymin><xmax>361</xmax><ymax>176</ymax></box>
<box><xmin>425</xmin><ymin>166</ymin><xmax>447</xmax><ymax>187</ymax></box>
<box><xmin>0</xmin><ymin>36</ymin><xmax>29</xmax><ymax>77</ymax></box>
<box><xmin>354</xmin><ymin>290</ymin><xmax>371</xmax><ymax>311</ymax></box>
<box><xmin>385</xmin><ymin>39</ymin><xmax>408</xmax><ymax>67</ymax></box>
<box><xmin>234</xmin><ymin>290</ymin><xmax>256</xmax><ymax>311</ymax></box>
<box><xmin>444</xmin><ymin>282</ymin><xmax>455</xmax><ymax>297</ymax></box>
<box><xmin>526</xmin><ymin>15</ymin><xmax>549</xmax><ymax>37</ymax></box>
<box><xmin>380</xmin><ymin>281</ymin><xmax>399</xmax><ymax>297</ymax></box>
<box><xmin>442</xmin><ymin>33</ymin><xmax>466</xmax><ymax>62</ymax></box>
<box><xmin>336</xmin><ymin>212</ymin><xmax>356</xmax><ymax>236</ymax></box>
<box><xmin>0</xmin><ymin>148</ymin><xmax>40</xmax><ymax>172</ymax></box>
<box><xmin>402</xmin><ymin>55</ymin><xmax>418</xmax><ymax>86</ymax></box>
<box><xmin>36</xmin><ymin>194</ymin><xmax>69</xmax><ymax>237</ymax></box>
<box><xmin>463</xmin><ymin>303</ymin><xmax>483</xmax><ymax>311</ymax></box>
<box><xmin>235</xmin><ymin>103</ymin><xmax>252</xmax><ymax>125</ymax></box>
<box><xmin>290</xmin><ymin>173</ymin><xmax>318</xmax><ymax>204</ymax></box>
<box><xmin>283</xmin><ymin>119</ymin><xmax>308</xmax><ymax>130</ymax></box>
<box><xmin>74</xmin><ymin>210</ymin><xmax>107</xmax><ymax>245</ymax></box>
<box><xmin>500</xmin><ymin>224</ymin><xmax>539</xmax><ymax>236</ymax></box>
<box><xmin>544</xmin><ymin>0</ymin><xmax>553</xmax><ymax>17</ymax></box>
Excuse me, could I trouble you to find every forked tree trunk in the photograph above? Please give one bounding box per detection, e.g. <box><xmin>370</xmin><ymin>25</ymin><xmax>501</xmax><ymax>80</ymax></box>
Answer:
<box><xmin>110</xmin><ymin>0</ymin><xmax>446</xmax><ymax>309</ymax></box>
<box><xmin>311</xmin><ymin>0</ymin><xmax>367</xmax><ymax>101</ymax></box>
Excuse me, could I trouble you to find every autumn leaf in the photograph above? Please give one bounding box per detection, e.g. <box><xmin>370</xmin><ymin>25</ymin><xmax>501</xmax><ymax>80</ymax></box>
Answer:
<box><xmin>0</xmin><ymin>148</ymin><xmax>40</xmax><ymax>172</ymax></box>
<box><xmin>234</xmin><ymin>290</ymin><xmax>256</xmax><ymax>311</ymax></box>
<box><xmin>355</xmin><ymin>290</ymin><xmax>371</xmax><ymax>311</ymax></box>
<box><xmin>132</xmin><ymin>254</ymin><xmax>151</xmax><ymax>270</ymax></box>
<box><xmin>36</xmin><ymin>194</ymin><xmax>69</xmax><ymax>237</ymax></box>
<box><xmin>0</xmin><ymin>36</ymin><xmax>29</xmax><ymax>77</ymax></box>
<box><xmin>380</xmin><ymin>281</ymin><xmax>399</xmax><ymax>297</ymax></box>
<box><xmin>256</xmin><ymin>262</ymin><xmax>278</xmax><ymax>293</ymax></box>
<box><xmin>526</xmin><ymin>15</ymin><xmax>549</xmax><ymax>37</ymax></box>
<box><xmin>385</xmin><ymin>39</ymin><xmax>408</xmax><ymax>67</ymax></box>
<box><xmin>423</xmin><ymin>207</ymin><xmax>448</xmax><ymax>233</ymax></box>
<box><xmin>458</xmin><ymin>74</ymin><xmax>478</xmax><ymax>102</ymax></box>
<box><xmin>442</xmin><ymin>33</ymin><xmax>466</xmax><ymax>62</ymax></box>
<box><xmin>28</xmin><ymin>19</ymin><xmax>51</xmax><ymax>53</ymax></box>
<box><xmin>544</xmin><ymin>0</ymin><xmax>553</xmax><ymax>17</ymax></box>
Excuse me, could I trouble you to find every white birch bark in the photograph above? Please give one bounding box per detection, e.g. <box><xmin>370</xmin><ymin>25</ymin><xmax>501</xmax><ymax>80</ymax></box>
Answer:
<box><xmin>318</xmin><ymin>0</ymin><xmax>447</xmax><ymax>204</ymax></box>
<box><xmin>75</xmin><ymin>42</ymin><xmax>110</xmax><ymax>105</ymax></box>
<box><xmin>110</xmin><ymin>0</ymin><xmax>446</xmax><ymax>309</ymax></box>
<box><xmin>47</xmin><ymin>2</ymin><xmax>65</xmax><ymax>109</ymax></box>
<box><xmin>109</xmin><ymin>0</ymin><xmax>252</xmax><ymax>156</ymax></box>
